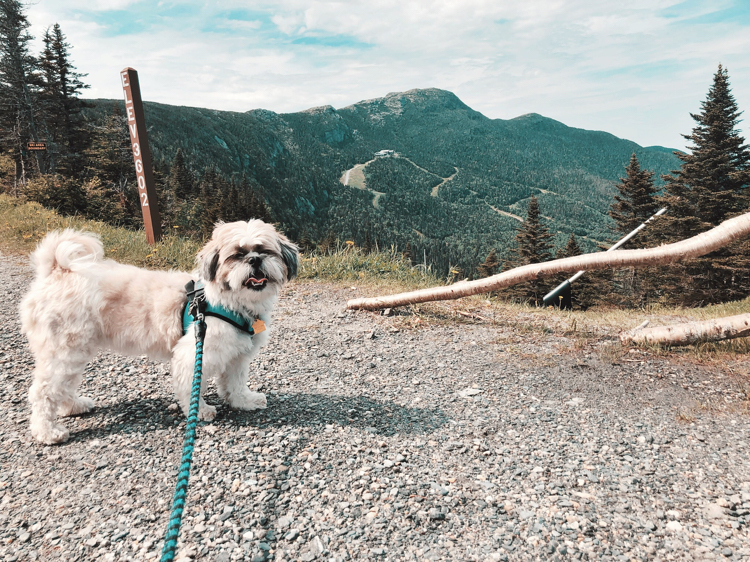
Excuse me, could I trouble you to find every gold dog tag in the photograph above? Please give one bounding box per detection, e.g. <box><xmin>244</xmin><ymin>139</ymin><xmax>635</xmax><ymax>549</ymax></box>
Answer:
<box><xmin>252</xmin><ymin>319</ymin><xmax>266</xmax><ymax>334</ymax></box>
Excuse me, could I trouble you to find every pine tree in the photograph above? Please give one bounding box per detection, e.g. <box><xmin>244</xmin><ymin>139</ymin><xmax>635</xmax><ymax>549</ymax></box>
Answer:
<box><xmin>38</xmin><ymin>23</ymin><xmax>88</xmax><ymax>174</ymax></box>
<box><xmin>504</xmin><ymin>196</ymin><xmax>554</xmax><ymax>304</ymax></box>
<box><xmin>651</xmin><ymin>65</ymin><xmax>750</xmax><ymax>305</ymax></box>
<box><xmin>362</xmin><ymin>232</ymin><xmax>373</xmax><ymax>254</ymax></box>
<box><xmin>554</xmin><ymin>234</ymin><xmax>600</xmax><ymax>309</ymax></box>
<box><xmin>245</xmin><ymin>186</ymin><xmax>271</xmax><ymax>223</ymax></box>
<box><xmin>297</xmin><ymin>230</ymin><xmax>314</xmax><ymax>254</ymax></box>
<box><xmin>609</xmin><ymin>153</ymin><xmax>659</xmax><ymax>236</ymax></box>
<box><xmin>84</xmin><ymin>104</ymin><xmax>136</xmax><ymax>215</ymax></box>
<box><xmin>664</xmin><ymin>64</ymin><xmax>750</xmax><ymax>227</ymax></box>
<box><xmin>402</xmin><ymin>242</ymin><xmax>414</xmax><ymax>265</ymax></box>
<box><xmin>476</xmin><ymin>248</ymin><xmax>499</xmax><ymax>278</ymax></box>
<box><xmin>168</xmin><ymin>148</ymin><xmax>194</xmax><ymax>200</ymax></box>
<box><xmin>318</xmin><ymin>231</ymin><xmax>337</xmax><ymax>255</ymax></box>
<box><xmin>198</xmin><ymin>166</ymin><xmax>224</xmax><ymax>238</ymax></box>
<box><xmin>606</xmin><ymin>154</ymin><xmax>660</xmax><ymax>306</ymax></box>
<box><xmin>0</xmin><ymin>0</ymin><xmax>44</xmax><ymax>181</ymax></box>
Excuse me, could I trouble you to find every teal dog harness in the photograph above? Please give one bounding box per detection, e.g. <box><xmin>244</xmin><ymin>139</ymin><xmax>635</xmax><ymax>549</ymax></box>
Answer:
<box><xmin>182</xmin><ymin>280</ymin><xmax>262</xmax><ymax>336</ymax></box>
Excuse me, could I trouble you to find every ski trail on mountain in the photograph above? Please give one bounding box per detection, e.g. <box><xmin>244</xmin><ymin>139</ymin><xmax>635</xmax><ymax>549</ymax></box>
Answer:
<box><xmin>340</xmin><ymin>156</ymin><xmax>458</xmax><ymax>207</ymax></box>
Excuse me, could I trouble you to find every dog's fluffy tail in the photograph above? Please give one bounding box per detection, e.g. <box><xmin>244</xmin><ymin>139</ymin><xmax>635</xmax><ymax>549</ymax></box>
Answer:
<box><xmin>31</xmin><ymin>229</ymin><xmax>104</xmax><ymax>279</ymax></box>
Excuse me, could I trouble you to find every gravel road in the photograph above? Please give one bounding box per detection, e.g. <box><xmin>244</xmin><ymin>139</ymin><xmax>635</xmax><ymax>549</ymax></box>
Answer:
<box><xmin>1</xmin><ymin>253</ymin><xmax>749</xmax><ymax>562</ymax></box>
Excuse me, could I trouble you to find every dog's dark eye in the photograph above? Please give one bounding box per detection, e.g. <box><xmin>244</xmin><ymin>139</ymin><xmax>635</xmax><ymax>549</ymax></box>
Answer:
<box><xmin>230</xmin><ymin>252</ymin><xmax>246</xmax><ymax>260</ymax></box>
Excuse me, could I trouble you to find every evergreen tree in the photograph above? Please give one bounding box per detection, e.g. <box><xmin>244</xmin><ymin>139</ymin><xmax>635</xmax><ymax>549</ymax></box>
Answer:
<box><xmin>198</xmin><ymin>166</ymin><xmax>224</xmax><ymax>238</ymax></box>
<box><xmin>38</xmin><ymin>23</ymin><xmax>88</xmax><ymax>174</ymax></box>
<box><xmin>663</xmin><ymin>64</ymin><xmax>750</xmax><ymax>227</ymax></box>
<box><xmin>607</xmin><ymin>154</ymin><xmax>660</xmax><ymax>307</ymax></box>
<box><xmin>243</xmin><ymin>189</ymin><xmax>273</xmax><ymax>222</ymax></box>
<box><xmin>362</xmin><ymin>232</ymin><xmax>373</xmax><ymax>254</ymax></box>
<box><xmin>504</xmin><ymin>196</ymin><xmax>553</xmax><ymax>304</ymax></box>
<box><xmin>318</xmin><ymin>231</ymin><xmax>337</xmax><ymax>255</ymax></box>
<box><xmin>402</xmin><ymin>241</ymin><xmax>414</xmax><ymax>265</ymax></box>
<box><xmin>651</xmin><ymin>65</ymin><xmax>750</xmax><ymax>305</ymax></box>
<box><xmin>476</xmin><ymin>248</ymin><xmax>499</xmax><ymax>278</ymax></box>
<box><xmin>0</xmin><ymin>0</ymin><xmax>44</xmax><ymax>180</ymax></box>
<box><xmin>609</xmin><ymin>153</ymin><xmax>659</xmax><ymax>236</ymax></box>
<box><xmin>168</xmin><ymin>148</ymin><xmax>194</xmax><ymax>200</ymax></box>
<box><xmin>297</xmin><ymin>230</ymin><xmax>314</xmax><ymax>254</ymax></box>
<box><xmin>513</xmin><ymin>197</ymin><xmax>553</xmax><ymax>264</ymax></box>
<box><xmin>84</xmin><ymin>104</ymin><xmax>136</xmax><ymax>218</ymax></box>
<box><xmin>554</xmin><ymin>234</ymin><xmax>600</xmax><ymax>309</ymax></box>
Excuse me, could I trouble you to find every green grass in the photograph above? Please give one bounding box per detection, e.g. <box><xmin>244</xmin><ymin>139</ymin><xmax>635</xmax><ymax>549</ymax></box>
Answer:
<box><xmin>0</xmin><ymin>194</ymin><xmax>201</xmax><ymax>270</ymax></box>
<box><xmin>0</xmin><ymin>195</ymin><xmax>440</xmax><ymax>290</ymax></box>
<box><xmin>299</xmin><ymin>244</ymin><xmax>440</xmax><ymax>291</ymax></box>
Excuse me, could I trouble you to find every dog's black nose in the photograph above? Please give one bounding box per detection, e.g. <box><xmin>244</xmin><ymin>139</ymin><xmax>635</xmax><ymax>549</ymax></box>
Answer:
<box><xmin>248</xmin><ymin>256</ymin><xmax>261</xmax><ymax>267</ymax></box>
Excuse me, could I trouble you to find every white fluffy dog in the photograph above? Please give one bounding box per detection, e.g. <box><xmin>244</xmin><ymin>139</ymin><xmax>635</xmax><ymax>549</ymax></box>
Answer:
<box><xmin>20</xmin><ymin>220</ymin><xmax>299</xmax><ymax>444</ymax></box>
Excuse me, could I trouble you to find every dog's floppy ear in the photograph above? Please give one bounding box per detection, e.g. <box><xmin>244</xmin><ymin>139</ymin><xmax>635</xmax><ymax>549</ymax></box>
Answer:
<box><xmin>197</xmin><ymin>241</ymin><xmax>221</xmax><ymax>282</ymax></box>
<box><xmin>279</xmin><ymin>236</ymin><xmax>300</xmax><ymax>282</ymax></box>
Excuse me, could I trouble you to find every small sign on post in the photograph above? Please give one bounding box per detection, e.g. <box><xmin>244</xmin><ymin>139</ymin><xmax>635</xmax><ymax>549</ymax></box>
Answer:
<box><xmin>26</xmin><ymin>141</ymin><xmax>47</xmax><ymax>151</ymax></box>
<box><xmin>120</xmin><ymin>67</ymin><xmax>162</xmax><ymax>244</ymax></box>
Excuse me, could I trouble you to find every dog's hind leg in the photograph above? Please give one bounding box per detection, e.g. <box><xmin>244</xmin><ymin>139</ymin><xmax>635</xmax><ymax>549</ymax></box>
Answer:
<box><xmin>29</xmin><ymin>352</ymin><xmax>93</xmax><ymax>444</ymax></box>
<box><xmin>216</xmin><ymin>355</ymin><xmax>267</xmax><ymax>411</ymax></box>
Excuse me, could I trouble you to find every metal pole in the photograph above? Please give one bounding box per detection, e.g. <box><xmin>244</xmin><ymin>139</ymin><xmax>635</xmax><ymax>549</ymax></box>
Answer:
<box><xmin>542</xmin><ymin>208</ymin><xmax>667</xmax><ymax>306</ymax></box>
<box><xmin>121</xmin><ymin>68</ymin><xmax>162</xmax><ymax>244</ymax></box>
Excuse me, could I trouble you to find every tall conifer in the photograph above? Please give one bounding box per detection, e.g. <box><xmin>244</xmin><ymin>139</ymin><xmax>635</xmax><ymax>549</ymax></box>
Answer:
<box><xmin>662</xmin><ymin>64</ymin><xmax>750</xmax><ymax>227</ymax></box>
<box><xmin>504</xmin><ymin>196</ymin><xmax>553</xmax><ymax>304</ymax></box>
<box><xmin>0</xmin><ymin>0</ymin><xmax>43</xmax><ymax>179</ymax></box>
<box><xmin>38</xmin><ymin>23</ymin><xmax>88</xmax><ymax>173</ymax></box>
<box><xmin>652</xmin><ymin>65</ymin><xmax>750</xmax><ymax>305</ymax></box>
<box><xmin>555</xmin><ymin>234</ymin><xmax>601</xmax><ymax>309</ymax></box>
<box><xmin>168</xmin><ymin>148</ymin><xmax>193</xmax><ymax>200</ymax></box>
<box><xmin>607</xmin><ymin>154</ymin><xmax>660</xmax><ymax>306</ymax></box>
<box><xmin>609</xmin><ymin>153</ymin><xmax>659</xmax><ymax>236</ymax></box>
<box><xmin>477</xmin><ymin>248</ymin><xmax>499</xmax><ymax>278</ymax></box>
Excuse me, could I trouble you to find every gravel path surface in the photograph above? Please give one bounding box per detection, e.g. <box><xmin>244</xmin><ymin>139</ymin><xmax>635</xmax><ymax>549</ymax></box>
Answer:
<box><xmin>1</xmin><ymin>253</ymin><xmax>749</xmax><ymax>562</ymax></box>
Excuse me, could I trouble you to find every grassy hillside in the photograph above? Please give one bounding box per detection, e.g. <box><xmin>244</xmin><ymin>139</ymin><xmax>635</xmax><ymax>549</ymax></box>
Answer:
<box><xmin>84</xmin><ymin>89</ymin><xmax>679</xmax><ymax>277</ymax></box>
<box><xmin>0</xmin><ymin>195</ymin><xmax>437</xmax><ymax>291</ymax></box>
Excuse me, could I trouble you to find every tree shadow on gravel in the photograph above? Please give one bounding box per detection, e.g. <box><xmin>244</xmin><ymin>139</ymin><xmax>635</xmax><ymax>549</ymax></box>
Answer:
<box><xmin>223</xmin><ymin>393</ymin><xmax>448</xmax><ymax>436</ymax></box>
<box><xmin>63</xmin><ymin>394</ymin><xmax>448</xmax><ymax>443</ymax></box>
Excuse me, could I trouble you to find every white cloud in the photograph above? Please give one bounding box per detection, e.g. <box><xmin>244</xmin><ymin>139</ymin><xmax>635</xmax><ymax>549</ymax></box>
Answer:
<box><xmin>23</xmin><ymin>1</ymin><xmax>750</xmax><ymax>150</ymax></box>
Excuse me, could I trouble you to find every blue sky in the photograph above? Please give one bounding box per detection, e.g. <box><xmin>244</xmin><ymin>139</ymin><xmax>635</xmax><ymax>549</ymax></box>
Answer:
<box><xmin>27</xmin><ymin>1</ymin><xmax>750</xmax><ymax>151</ymax></box>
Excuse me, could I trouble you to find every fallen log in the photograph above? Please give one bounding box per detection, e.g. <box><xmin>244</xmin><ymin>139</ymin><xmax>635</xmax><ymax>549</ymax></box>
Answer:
<box><xmin>347</xmin><ymin>211</ymin><xmax>750</xmax><ymax>311</ymax></box>
<box><xmin>620</xmin><ymin>313</ymin><xmax>750</xmax><ymax>347</ymax></box>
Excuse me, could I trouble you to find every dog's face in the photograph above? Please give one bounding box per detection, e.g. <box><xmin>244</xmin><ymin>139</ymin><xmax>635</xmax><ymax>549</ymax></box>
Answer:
<box><xmin>197</xmin><ymin>220</ymin><xmax>299</xmax><ymax>299</ymax></box>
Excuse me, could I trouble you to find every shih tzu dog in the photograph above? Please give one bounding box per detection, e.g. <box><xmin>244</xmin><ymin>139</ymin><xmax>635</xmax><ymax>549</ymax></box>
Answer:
<box><xmin>20</xmin><ymin>220</ymin><xmax>299</xmax><ymax>444</ymax></box>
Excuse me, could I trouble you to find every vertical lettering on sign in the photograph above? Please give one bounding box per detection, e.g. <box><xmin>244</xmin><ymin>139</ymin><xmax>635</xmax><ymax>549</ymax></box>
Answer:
<box><xmin>120</xmin><ymin>67</ymin><xmax>161</xmax><ymax>244</ymax></box>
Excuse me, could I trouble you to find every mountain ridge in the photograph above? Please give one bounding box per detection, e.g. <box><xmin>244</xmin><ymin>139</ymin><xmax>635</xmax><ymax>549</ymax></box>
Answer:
<box><xmin>84</xmin><ymin>87</ymin><xmax>679</xmax><ymax>275</ymax></box>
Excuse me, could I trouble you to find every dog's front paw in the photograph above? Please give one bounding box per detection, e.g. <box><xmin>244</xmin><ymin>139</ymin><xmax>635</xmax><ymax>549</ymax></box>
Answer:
<box><xmin>58</xmin><ymin>396</ymin><xmax>95</xmax><ymax>417</ymax></box>
<box><xmin>31</xmin><ymin>422</ymin><xmax>70</xmax><ymax>445</ymax></box>
<box><xmin>198</xmin><ymin>404</ymin><xmax>217</xmax><ymax>421</ymax></box>
<box><xmin>229</xmin><ymin>391</ymin><xmax>267</xmax><ymax>411</ymax></box>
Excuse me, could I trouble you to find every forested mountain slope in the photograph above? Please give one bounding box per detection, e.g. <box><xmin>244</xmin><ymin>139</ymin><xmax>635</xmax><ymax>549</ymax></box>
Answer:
<box><xmin>86</xmin><ymin>88</ymin><xmax>678</xmax><ymax>275</ymax></box>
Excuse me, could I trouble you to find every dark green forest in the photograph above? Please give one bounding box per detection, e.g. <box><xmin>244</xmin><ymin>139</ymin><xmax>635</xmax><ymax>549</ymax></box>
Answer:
<box><xmin>75</xmin><ymin>90</ymin><xmax>679</xmax><ymax>277</ymax></box>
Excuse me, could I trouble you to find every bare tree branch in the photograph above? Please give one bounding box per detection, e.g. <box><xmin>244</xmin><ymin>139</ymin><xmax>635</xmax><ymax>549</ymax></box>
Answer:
<box><xmin>347</xmin><ymin>211</ymin><xmax>750</xmax><ymax>310</ymax></box>
<box><xmin>620</xmin><ymin>313</ymin><xmax>750</xmax><ymax>346</ymax></box>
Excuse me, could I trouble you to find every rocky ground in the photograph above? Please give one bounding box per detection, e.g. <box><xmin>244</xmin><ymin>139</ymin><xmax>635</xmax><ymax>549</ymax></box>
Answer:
<box><xmin>1</xmin><ymin>252</ymin><xmax>749</xmax><ymax>562</ymax></box>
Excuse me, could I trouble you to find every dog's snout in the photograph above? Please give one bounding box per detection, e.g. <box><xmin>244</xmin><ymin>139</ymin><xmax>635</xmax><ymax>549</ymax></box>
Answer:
<box><xmin>248</xmin><ymin>255</ymin><xmax>261</xmax><ymax>267</ymax></box>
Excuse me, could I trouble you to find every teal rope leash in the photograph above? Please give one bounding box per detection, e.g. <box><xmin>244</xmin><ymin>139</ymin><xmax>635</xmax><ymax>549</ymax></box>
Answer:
<box><xmin>160</xmin><ymin>302</ymin><xmax>207</xmax><ymax>562</ymax></box>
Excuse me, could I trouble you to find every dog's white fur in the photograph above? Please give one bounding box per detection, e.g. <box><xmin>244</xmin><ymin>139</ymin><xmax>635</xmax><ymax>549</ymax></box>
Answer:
<box><xmin>20</xmin><ymin>220</ymin><xmax>299</xmax><ymax>444</ymax></box>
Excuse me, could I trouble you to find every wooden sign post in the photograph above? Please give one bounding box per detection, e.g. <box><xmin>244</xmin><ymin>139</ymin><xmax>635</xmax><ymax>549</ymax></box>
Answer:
<box><xmin>120</xmin><ymin>67</ymin><xmax>162</xmax><ymax>244</ymax></box>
